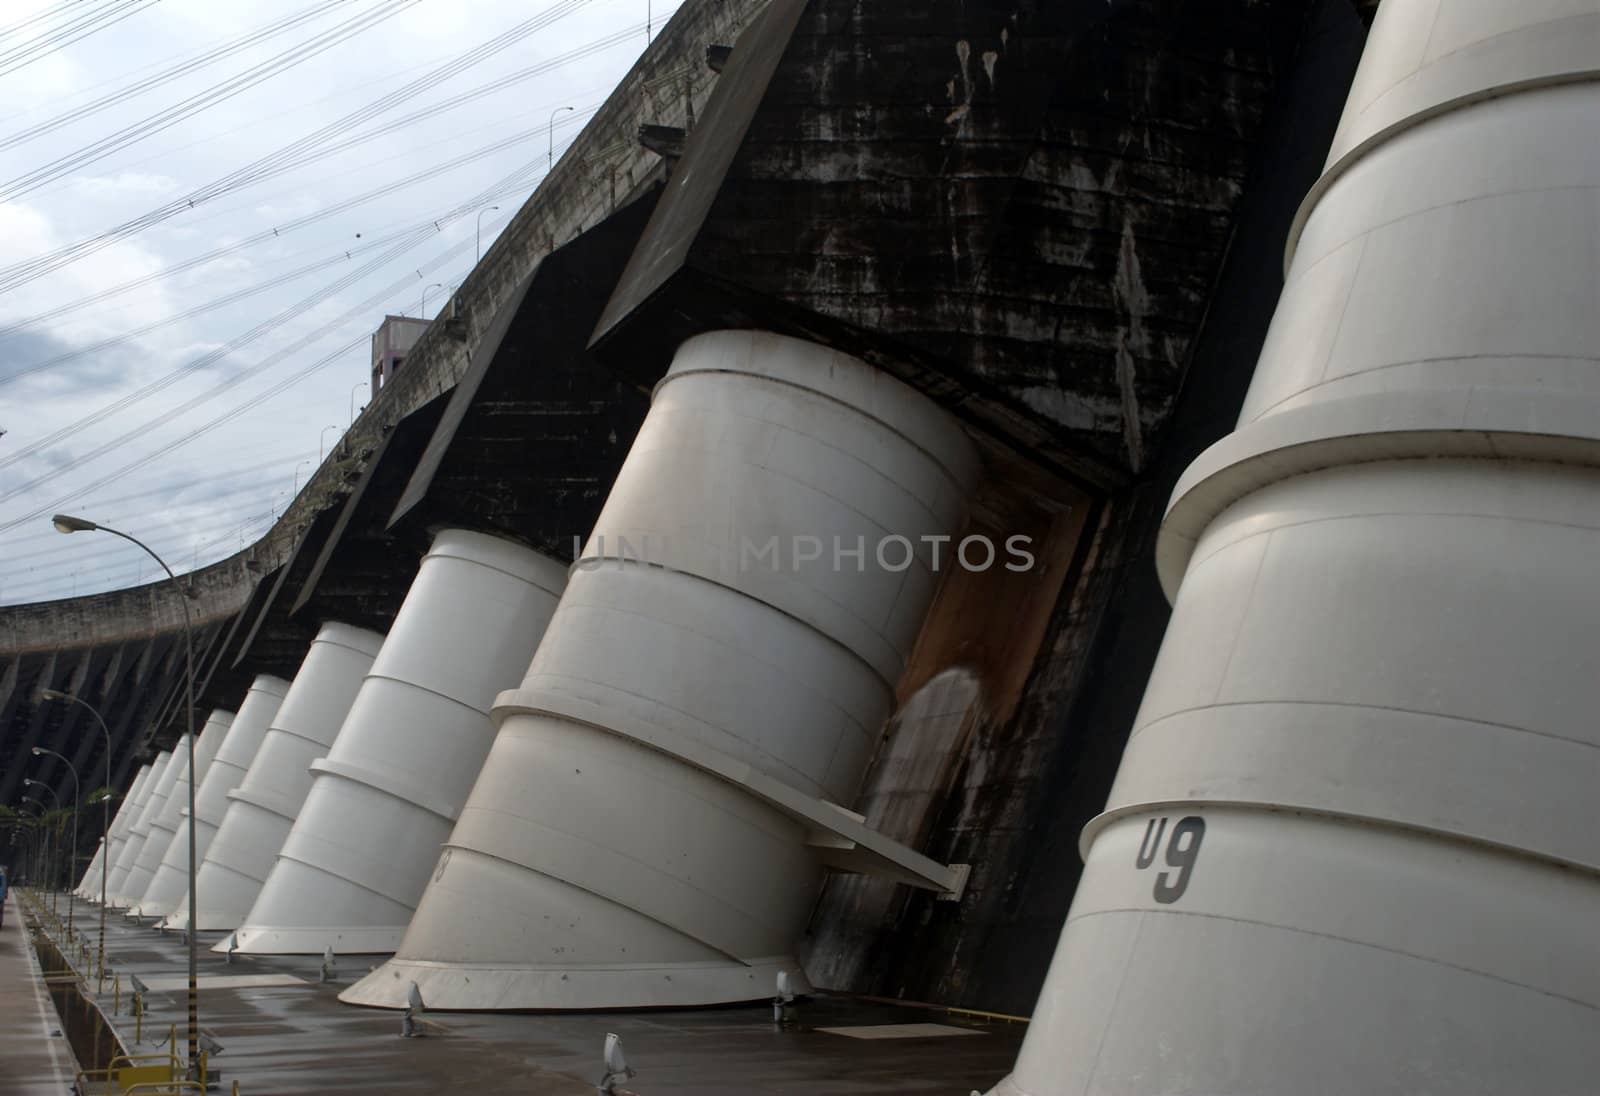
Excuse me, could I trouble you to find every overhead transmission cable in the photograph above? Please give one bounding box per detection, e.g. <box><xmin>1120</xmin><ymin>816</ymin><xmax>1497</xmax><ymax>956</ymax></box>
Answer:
<box><xmin>0</xmin><ymin>0</ymin><xmax>355</xmax><ymax>152</ymax></box>
<box><xmin>0</xmin><ymin>0</ymin><xmax>161</xmax><ymax>80</ymax></box>
<box><xmin>0</xmin><ymin>130</ymin><xmax>570</xmax><ymax>460</ymax></box>
<box><xmin>256</xmin><ymin>22</ymin><xmax>645</xmax><ymax>177</ymax></box>
<box><xmin>0</xmin><ymin>0</ymin><xmax>595</xmax><ymax>294</ymax></box>
<box><xmin>0</xmin><ymin>227</ymin><xmax>445</xmax><ymax>489</ymax></box>
<box><xmin>0</xmin><ymin>0</ymin><xmax>119</xmax><ymax>44</ymax></box>
<box><xmin>0</xmin><ymin>99</ymin><xmax>601</xmax><ymax>353</ymax></box>
<box><xmin>0</xmin><ymin>199</ymin><xmax>518</xmax><ymax>525</ymax></box>
<box><xmin>11</xmin><ymin>4</ymin><xmax>675</xmax><ymax>203</ymax></box>
<box><xmin>3</xmin><ymin>469</ymin><xmax>317</xmax><ymax>578</ymax></box>
<box><xmin>1</xmin><ymin>225</ymin><xmax>486</xmax><ymax>538</ymax></box>
<box><xmin>0</xmin><ymin>0</ymin><xmax>422</xmax><ymax>200</ymax></box>
<box><xmin>3</xmin><ymin>445</ymin><xmax>329</xmax><ymax>554</ymax></box>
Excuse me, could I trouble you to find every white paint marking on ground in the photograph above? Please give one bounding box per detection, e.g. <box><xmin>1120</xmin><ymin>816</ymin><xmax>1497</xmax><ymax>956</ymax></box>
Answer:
<box><xmin>139</xmin><ymin>972</ymin><xmax>307</xmax><ymax>992</ymax></box>
<box><xmin>20</xmin><ymin>897</ymin><xmax>77</xmax><ymax>1085</ymax></box>
<box><xmin>814</xmin><ymin>1022</ymin><xmax>983</xmax><ymax>1040</ymax></box>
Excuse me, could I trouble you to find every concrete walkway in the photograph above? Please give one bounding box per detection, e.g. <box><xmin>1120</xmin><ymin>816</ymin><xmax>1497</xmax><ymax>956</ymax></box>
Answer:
<box><xmin>0</xmin><ymin>893</ymin><xmax>79</xmax><ymax>1096</ymax></box>
<box><xmin>46</xmin><ymin>895</ymin><xmax>1023</xmax><ymax>1095</ymax></box>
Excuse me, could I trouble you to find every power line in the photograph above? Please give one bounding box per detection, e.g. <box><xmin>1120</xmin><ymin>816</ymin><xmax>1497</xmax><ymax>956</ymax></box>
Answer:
<box><xmin>1</xmin><ymin>500</ymin><xmax>285</xmax><ymax>602</ymax></box>
<box><xmin>2</xmin><ymin>465</ymin><xmax>315</xmax><ymax>572</ymax></box>
<box><xmin>0</xmin><ymin>99</ymin><xmax>600</xmax><ymax>355</ymax></box>
<box><xmin>1</xmin><ymin>234</ymin><xmax>408</xmax><ymax>390</ymax></box>
<box><xmin>9</xmin><ymin>2</ymin><xmax>662</xmax><ymax>209</ymax></box>
<box><xmin>253</xmin><ymin>23</ymin><xmax>644</xmax><ymax>180</ymax></box>
<box><xmin>0</xmin><ymin>0</ymin><xmax>354</xmax><ymax>153</ymax></box>
<box><xmin>0</xmin><ymin>210</ymin><xmax>504</xmax><ymax>533</ymax></box>
<box><xmin>0</xmin><ymin>0</ymin><xmax>163</xmax><ymax>81</ymax></box>
<box><xmin>0</xmin><ymin>1</ymin><xmax>673</xmax><ymax>597</ymax></box>
<box><xmin>0</xmin><ymin>0</ymin><xmax>119</xmax><ymax>44</ymax></box>
<box><xmin>3</xmin><ymin>442</ymin><xmax>329</xmax><ymax>554</ymax></box>
<box><xmin>0</xmin><ymin>150</ymin><xmax>549</xmax><ymax>478</ymax></box>
<box><xmin>0</xmin><ymin>0</ymin><xmax>423</xmax><ymax>201</ymax></box>
<box><xmin>0</xmin><ymin>225</ymin><xmax>443</xmax><ymax>489</ymax></box>
<box><xmin>0</xmin><ymin>0</ymin><xmax>594</xmax><ymax>294</ymax></box>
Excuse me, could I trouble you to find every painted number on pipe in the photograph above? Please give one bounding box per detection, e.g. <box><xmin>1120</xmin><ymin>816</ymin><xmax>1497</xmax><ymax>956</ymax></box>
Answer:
<box><xmin>1134</xmin><ymin>816</ymin><xmax>1205</xmax><ymax>904</ymax></box>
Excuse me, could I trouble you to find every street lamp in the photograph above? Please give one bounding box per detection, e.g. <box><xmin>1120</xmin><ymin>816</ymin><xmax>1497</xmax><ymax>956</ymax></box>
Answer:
<box><xmin>29</xmin><ymin>748</ymin><xmax>78</xmax><ymax>937</ymax></box>
<box><xmin>19</xmin><ymin>797</ymin><xmax>47</xmax><ymax>892</ymax></box>
<box><xmin>39</xmin><ymin>686</ymin><xmax>112</xmax><ymax>986</ymax></box>
<box><xmin>53</xmin><ymin>513</ymin><xmax>200</xmax><ymax>1073</ymax></box>
<box><xmin>549</xmin><ymin>105</ymin><xmax>575</xmax><ymax>169</ymax></box>
<box><xmin>350</xmin><ymin>382</ymin><xmax>367</xmax><ymax>426</ymax></box>
<box><xmin>476</xmin><ymin>206</ymin><xmax>499</xmax><ymax>262</ymax></box>
<box><xmin>319</xmin><ymin>425</ymin><xmax>340</xmax><ymax>462</ymax></box>
<box><xmin>22</xmin><ymin>782</ymin><xmax>58</xmax><ymax>910</ymax></box>
<box><xmin>420</xmin><ymin>282</ymin><xmax>444</xmax><ymax>319</ymax></box>
<box><xmin>293</xmin><ymin>459</ymin><xmax>311</xmax><ymax>495</ymax></box>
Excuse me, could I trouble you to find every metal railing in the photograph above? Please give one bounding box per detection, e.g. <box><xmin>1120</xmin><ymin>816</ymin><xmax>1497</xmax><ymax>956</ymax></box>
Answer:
<box><xmin>19</xmin><ymin>890</ymin><xmax>244</xmax><ymax>1096</ymax></box>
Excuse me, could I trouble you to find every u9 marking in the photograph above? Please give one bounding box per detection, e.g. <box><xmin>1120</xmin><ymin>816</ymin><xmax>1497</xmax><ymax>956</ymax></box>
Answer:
<box><xmin>1134</xmin><ymin>815</ymin><xmax>1205</xmax><ymax>904</ymax></box>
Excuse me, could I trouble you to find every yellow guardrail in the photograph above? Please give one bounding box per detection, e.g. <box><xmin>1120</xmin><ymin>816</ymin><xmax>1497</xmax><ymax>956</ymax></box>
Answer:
<box><xmin>26</xmin><ymin>892</ymin><xmax>242</xmax><ymax>1096</ymax></box>
<box><xmin>945</xmin><ymin>1005</ymin><xmax>1031</xmax><ymax>1025</ymax></box>
<box><xmin>73</xmin><ymin>1028</ymin><xmax>181</xmax><ymax>1093</ymax></box>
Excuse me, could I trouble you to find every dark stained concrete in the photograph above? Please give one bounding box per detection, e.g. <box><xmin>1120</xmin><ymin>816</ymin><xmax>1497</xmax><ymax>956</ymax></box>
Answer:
<box><xmin>30</xmin><ymin>896</ymin><xmax>1023</xmax><ymax>1095</ymax></box>
<box><xmin>797</xmin><ymin>0</ymin><xmax>1370</xmax><ymax>1016</ymax></box>
<box><xmin>594</xmin><ymin>0</ymin><xmax>1318</xmax><ymax>488</ymax></box>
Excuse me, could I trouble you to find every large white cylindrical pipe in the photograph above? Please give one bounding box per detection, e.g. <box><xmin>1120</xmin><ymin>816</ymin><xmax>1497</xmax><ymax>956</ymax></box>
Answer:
<box><xmin>147</xmin><ymin>676</ymin><xmax>288</xmax><ymax>924</ymax></box>
<box><xmin>76</xmin><ymin>762</ymin><xmax>152</xmax><ymax>898</ymax></box>
<box><xmin>100</xmin><ymin>761</ymin><xmax>158</xmax><ymax>902</ymax></box>
<box><xmin>231</xmin><ymin>531</ymin><xmax>566</xmax><ymax>955</ymax></box>
<box><xmin>124</xmin><ymin>710</ymin><xmax>232</xmax><ymax>910</ymax></box>
<box><xmin>75</xmin><ymin>842</ymin><xmax>105</xmax><ymax>899</ymax></box>
<box><xmin>345</xmin><ymin>329</ymin><xmax>978</xmax><ymax>1009</ymax></box>
<box><xmin>989</xmin><ymin>5</ymin><xmax>1600</xmax><ymax>1093</ymax></box>
<box><xmin>117</xmin><ymin>732</ymin><xmax>201</xmax><ymax>907</ymax></box>
<box><xmin>106</xmin><ymin>748</ymin><xmax>174</xmax><ymax>905</ymax></box>
<box><xmin>184</xmin><ymin>623</ymin><xmax>383</xmax><ymax>931</ymax></box>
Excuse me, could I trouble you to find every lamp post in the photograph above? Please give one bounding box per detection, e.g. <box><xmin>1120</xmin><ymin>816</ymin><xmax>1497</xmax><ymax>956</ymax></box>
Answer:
<box><xmin>39</xmin><ymin>687</ymin><xmax>112</xmax><ymax>987</ymax></box>
<box><xmin>19</xmin><ymin>797</ymin><xmax>46</xmax><ymax>893</ymax></box>
<box><xmin>319</xmin><ymin>425</ymin><xmax>340</xmax><ymax>462</ymax></box>
<box><xmin>28</xmin><ymin>749</ymin><xmax>78</xmax><ymax>937</ymax></box>
<box><xmin>21</xmin><ymin>785</ymin><xmax>57</xmax><ymax>909</ymax></box>
<box><xmin>52</xmin><ymin>513</ymin><xmax>200</xmax><ymax>1073</ymax></box>
<box><xmin>11</xmin><ymin>801</ymin><xmax>35</xmax><ymax>888</ymax></box>
<box><xmin>350</xmin><ymin>382</ymin><xmax>367</xmax><ymax>426</ymax></box>
<box><xmin>293</xmin><ymin>459</ymin><xmax>311</xmax><ymax>495</ymax></box>
<box><xmin>420</xmin><ymin>282</ymin><xmax>444</xmax><ymax>319</ymax></box>
<box><xmin>476</xmin><ymin>206</ymin><xmax>499</xmax><ymax>262</ymax></box>
<box><xmin>549</xmin><ymin>105</ymin><xmax>574</xmax><ymax>170</ymax></box>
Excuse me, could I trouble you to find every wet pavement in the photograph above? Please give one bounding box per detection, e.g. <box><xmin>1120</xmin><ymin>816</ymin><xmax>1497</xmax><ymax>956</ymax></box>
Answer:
<box><xmin>0</xmin><ymin>893</ymin><xmax>78</xmax><ymax>1096</ymax></box>
<box><xmin>19</xmin><ymin>895</ymin><xmax>1022</xmax><ymax>1095</ymax></box>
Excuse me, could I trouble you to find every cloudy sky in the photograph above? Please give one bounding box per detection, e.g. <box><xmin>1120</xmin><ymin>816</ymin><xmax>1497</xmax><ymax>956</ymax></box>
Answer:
<box><xmin>0</xmin><ymin>0</ymin><xmax>665</xmax><ymax>605</ymax></box>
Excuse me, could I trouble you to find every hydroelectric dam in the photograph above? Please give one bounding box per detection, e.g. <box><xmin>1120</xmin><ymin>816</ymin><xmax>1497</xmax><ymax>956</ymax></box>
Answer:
<box><xmin>5</xmin><ymin>1</ymin><xmax>1598</xmax><ymax>1093</ymax></box>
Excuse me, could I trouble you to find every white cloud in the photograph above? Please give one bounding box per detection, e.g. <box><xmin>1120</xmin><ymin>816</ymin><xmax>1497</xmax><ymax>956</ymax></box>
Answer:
<box><xmin>68</xmin><ymin>172</ymin><xmax>179</xmax><ymax>198</ymax></box>
<box><xmin>0</xmin><ymin>0</ymin><xmax>652</xmax><ymax>603</ymax></box>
